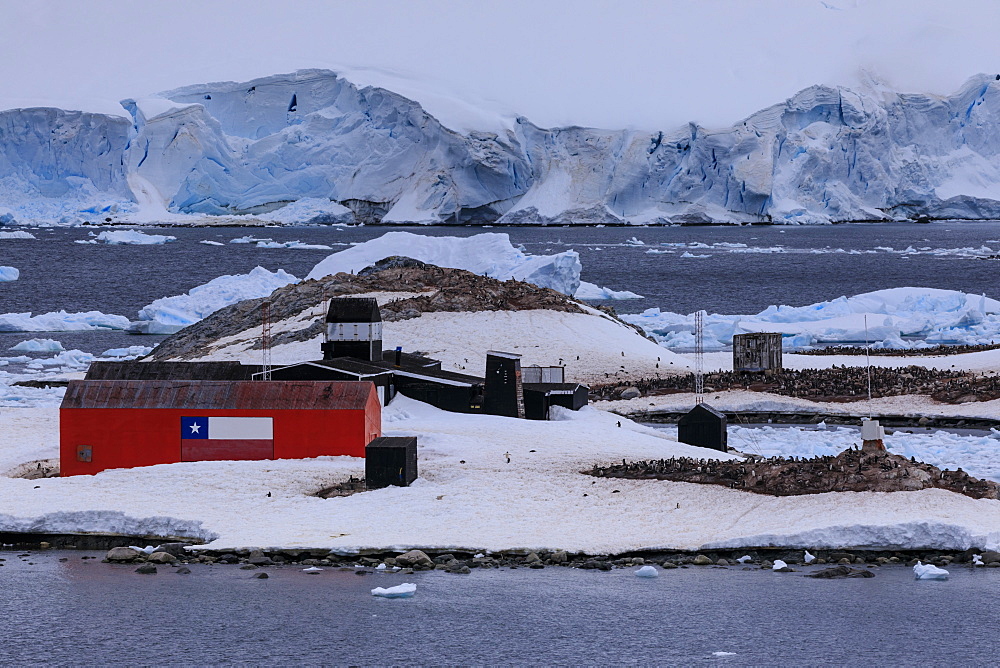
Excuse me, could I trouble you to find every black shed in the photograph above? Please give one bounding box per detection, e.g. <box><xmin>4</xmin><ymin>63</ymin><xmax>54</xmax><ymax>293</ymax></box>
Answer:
<box><xmin>677</xmin><ymin>403</ymin><xmax>728</xmax><ymax>452</ymax></box>
<box><xmin>365</xmin><ymin>436</ymin><xmax>418</xmax><ymax>489</ymax></box>
<box><xmin>322</xmin><ymin>297</ymin><xmax>383</xmax><ymax>362</ymax></box>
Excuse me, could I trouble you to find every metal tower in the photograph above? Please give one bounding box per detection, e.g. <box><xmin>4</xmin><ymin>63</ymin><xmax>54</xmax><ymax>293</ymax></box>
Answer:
<box><xmin>261</xmin><ymin>300</ymin><xmax>272</xmax><ymax>380</ymax></box>
<box><xmin>694</xmin><ymin>309</ymin><xmax>705</xmax><ymax>404</ymax></box>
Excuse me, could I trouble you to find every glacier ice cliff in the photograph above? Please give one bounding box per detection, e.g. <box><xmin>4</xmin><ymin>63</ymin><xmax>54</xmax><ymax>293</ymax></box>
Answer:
<box><xmin>5</xmin><ymin>70</ymin><xmax>1000</xmax><ymax>225</ymax></box>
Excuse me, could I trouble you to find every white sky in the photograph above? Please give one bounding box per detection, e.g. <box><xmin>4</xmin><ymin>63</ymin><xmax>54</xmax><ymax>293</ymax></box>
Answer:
<box><xmin>2</xmin><ymin>0</ymin><xmax>1000</xmax><ymax>130</ymax></box>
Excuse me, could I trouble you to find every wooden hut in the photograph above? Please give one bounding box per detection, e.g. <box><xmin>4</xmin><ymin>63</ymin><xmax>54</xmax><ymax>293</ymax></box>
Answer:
<box><xmin>733</xmin><ymin>332</ymin><xmax>783</xmax><ymax>374</ymax></box>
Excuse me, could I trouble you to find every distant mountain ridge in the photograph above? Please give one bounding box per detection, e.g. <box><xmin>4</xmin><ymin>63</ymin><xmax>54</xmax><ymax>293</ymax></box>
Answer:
<box><xmin>3</xmin><ymin>69</ymin><xmax>1000</xmax><ymax>225</ymax></box>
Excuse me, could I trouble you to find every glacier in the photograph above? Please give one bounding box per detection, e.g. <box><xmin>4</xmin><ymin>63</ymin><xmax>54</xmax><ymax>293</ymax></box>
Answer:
<box><xmin>6</xmin><ymin>71</ymin><xmax>1000</xmax><ymax>225</ymax></box>
<box><xmin>624</xmin><ymin>287</ymin><xmax>1000</xmax><ymax>349</ymax></box>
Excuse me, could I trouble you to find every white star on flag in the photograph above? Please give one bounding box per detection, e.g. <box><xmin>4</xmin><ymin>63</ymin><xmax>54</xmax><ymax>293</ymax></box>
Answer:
<box><xmin>189</xmin><ymin>423</ymin><xmax>200</xmax><ymax>434</ymax></box>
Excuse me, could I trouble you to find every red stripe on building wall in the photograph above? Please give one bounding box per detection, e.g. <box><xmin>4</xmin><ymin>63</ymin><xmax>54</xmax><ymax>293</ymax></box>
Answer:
<box><xmin>181</xmin><ymin>439</ymin><xmax>274</xmax><ymax>462</ymax></box>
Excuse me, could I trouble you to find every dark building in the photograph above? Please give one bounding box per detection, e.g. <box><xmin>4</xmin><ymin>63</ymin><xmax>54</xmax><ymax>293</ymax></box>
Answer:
<box><xmin>483</xmin><ymin>351</ymin><xmax>524</xmax><ymax>418</ymax></box>
<box><xmin>321</xmin><ymin>297</ymin><xmax>382</xmax><ymax>362</ymax></box>
<box><xmin>733</xmin><ymin>332</ymin><xmax>783</xmax><ymax>374</ymax></box>
<box><xmin>677</xmin><ymin>403</ymin><xmax>728</xmax><ymax>452</ymax></box>
<box><xmin>365</xmin><ymin>436</ymin><xmax>418</xmax><ymax>489</ymax></box>
<box><xmin>86</xmin><ymin>297</ymin><xmax>589</xmax><ymax>421</ymax></box>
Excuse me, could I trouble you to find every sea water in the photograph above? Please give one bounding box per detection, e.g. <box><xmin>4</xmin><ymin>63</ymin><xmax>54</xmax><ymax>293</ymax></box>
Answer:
<box><xmin>1</xmin><ymin>551</ymin><xmax>998</xmax><ymax>665</ymax></box>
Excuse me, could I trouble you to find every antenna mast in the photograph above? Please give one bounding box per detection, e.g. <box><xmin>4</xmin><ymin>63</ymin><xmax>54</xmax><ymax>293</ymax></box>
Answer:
<box><xmin>261</xmin><ymin>300</ymin><xmax>272</xmax><ymax>381</ymax></box>
<box><xmin>694</xmin><ymin>309</ymin><xmax>705</xmax><ymax>405</ymax></box>
<box><xmin>864</xmin><ymin>314</ymin><xmax>872</xmax><ymax>418</ymax></box>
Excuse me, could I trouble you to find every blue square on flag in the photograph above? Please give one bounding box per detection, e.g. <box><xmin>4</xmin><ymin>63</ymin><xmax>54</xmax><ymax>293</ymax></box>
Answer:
<box><xmin>181</xmin><ymin>416</ymin><xmax>208</xmax><ymax>439</ymax></box>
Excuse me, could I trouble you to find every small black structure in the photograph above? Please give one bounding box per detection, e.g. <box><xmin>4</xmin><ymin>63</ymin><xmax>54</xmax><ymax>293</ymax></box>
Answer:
<box><xmin>322</xmin><ymin>297</ymin><xmax>382</xmax><ymax>362</ymax></box>
<box><xmin>733</xmin><ymin>332</ymin><xmax>783</xmax><ymax>374</ymax></box>
<box><xmin>483</xmin><ymin>351</ymin><xmax>524</xmax><ymax>419</ymax></box>
<box><xmin>677</xmin><ymin>403</ymin><xmax>728</xmax><ymax>452</ymax></box>
<box><xmin>365</xmin><ymin>436</ymin><xmax>418</xmax><ymax>489</ymax></box>
<box><xmin>522</xmin><ymin>383</ymin><xmax>590</xmax><ymax>420</ymax></box>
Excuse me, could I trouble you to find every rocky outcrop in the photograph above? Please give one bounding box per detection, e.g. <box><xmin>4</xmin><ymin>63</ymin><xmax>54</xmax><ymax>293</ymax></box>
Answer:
<box><xmin>147</xmin><ymin>258</ymin><xmax>584</xmax><ymax>361</ymax></box>
<box><xmin>590</xmin><ymin>447</ymin><xmax>1000</xmax><ymax>500</ymax></box>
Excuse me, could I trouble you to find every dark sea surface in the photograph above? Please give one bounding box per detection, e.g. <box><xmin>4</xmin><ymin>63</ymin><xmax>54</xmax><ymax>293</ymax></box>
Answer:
<box><xmin>3</xmin><ymin>221</ymin><xmax>1000</xmax><ymax>356</ymax></box>
<box><xmin>2</xmin><ymin>551</ymin><xmax>998</xmax><ymax>666</ymax></box>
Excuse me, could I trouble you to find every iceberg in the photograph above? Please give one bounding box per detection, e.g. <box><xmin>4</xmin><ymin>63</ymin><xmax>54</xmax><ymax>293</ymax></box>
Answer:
<box><xmin>913</xmin><ymin>561</ymin><xmax>949</xmax><ymax>580</ymax></box>
<box><xmin>634</xmin><ymin>565</ymin><xmax>659</xmax><ymax>578</ymax></box>
<box><xmin>9</xmin><ymin>338</ymin><xmax>64</xmax><ymax>353</ymax></box>
<box><xmin>624</xmin><ymin>287</ymin><xmax>1000</xmax><ymax>350</ymax></box>
<box><xmin>0</xmin><ymin>310</ymin><xmax>130</xmax><ymax>332</ymax></box>
<box><xmin>306</xmin><ymin>231</ymin><xmax>582</xmax><ymax>296</ymax></box>
<box><xmin>0</xmin><ymin>266</ymin><xmax>18</xmax><ymax>282</ymax></box>
<box><xmin>135</xmin><ymin>266</ymin><xmax>298</xmax><ymax>334</ymax></box>
<box><xmin>371</xmin><ymin>583</ymin><xmax>417</xmax><ymax>598</ymax></box>
<box><xmin>0</xmin><ymin>231</ymin><xmax>35</xmax><ymax>239</ymax></box>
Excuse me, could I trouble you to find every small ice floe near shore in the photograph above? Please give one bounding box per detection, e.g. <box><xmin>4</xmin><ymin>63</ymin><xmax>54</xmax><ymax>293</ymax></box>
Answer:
<box><xmin>913</xmin><ymin>561</ymin><xmax>949</xmax><ymax>580</ymax></box>
<box><xmin>371</xmin><ymin>583</ymin><xmax>417</xmax><ymax>598</ymax></box>
<box><xmin>256</xmin><ymin>240</ymin><xmax>333</xmax><ymax>250</ymax></box>
<box><xmin>973</xmin><ymin>554</ymin><xmax>985</xmax><ymax>567</ymax></box>
<box><xmin>200</xmin><ymin>240</ymin><xmax>224</xmax><ymax>246</ymax></box>
<box><xmin>804</xmin><ymin>550</ymin><xmax>816</xmax><ymax>564</ymax></box>
<box><xmin>772</xmin><ymin>560</ymin><xmax>789</xmax><ymax>571</ymax></box>
<box><xmin>634</xmin><ymin>565</ymin><xmax>659</xmax><ymax>578</ymax></box>
<box><xmin>0</xmin><ymin>266</ymin><xmax>19</xmax><ymax>281</ymax></box>
<box><xmin>302</xmin><ymin>566</ymin><xmax>323</xmax><ymax>574</ymax></box>
<box><xmin>0</xmin><ymin>230</ymin><xmax>35</xmax><ymax>239</ymax></box>
<box><xmin>736</xmin><ymin>555</ymin><xmax>752</xmax><ymax>564</ymax></box>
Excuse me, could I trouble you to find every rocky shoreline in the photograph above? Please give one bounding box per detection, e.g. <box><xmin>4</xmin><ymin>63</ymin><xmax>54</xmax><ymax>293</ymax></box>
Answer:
<box><xmin>3</xmin><ymin>536</ymin><xmax>999</xmax><ymax>576</ymax></box>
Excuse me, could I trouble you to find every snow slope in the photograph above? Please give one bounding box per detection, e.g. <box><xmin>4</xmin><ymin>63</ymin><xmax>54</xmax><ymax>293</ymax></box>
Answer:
<box><xmin>8</xmin><ymin>71</ymin><xmax>1000</xmax><ymax>225</ymax></box>
<box><xmin>1</xmin><ymin>396</ymin><xmax>998</xmax><ymax>553</ymax></box>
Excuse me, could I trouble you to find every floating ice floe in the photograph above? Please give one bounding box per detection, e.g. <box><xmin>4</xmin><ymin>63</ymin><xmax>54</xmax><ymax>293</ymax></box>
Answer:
<box><xmin>302</xmin><ymin>566</ymin><xmax>323</xmax><ymax>574</ymax></box>
<box><xmin>375</xmin><ymin>563</ymin><xmax>387</xmax><ymax>571</ymax></box>
<box><xmin>9</xmin><ymin>339</ymin><xmax>64</xmax><ymax>352</ymax></box>
<box><xmin>371</xmin><ymin>583</ymin><xmax>417</xmax><ymax>598</ymax></box>
<box><xmin>634</xmin><ymin>565</ymin><xmax>659</xmax><ymax>578</ymax></box>
<box><xmin>680</xmin><ymin>252</ymin><xmax>710</xmax><ymax>259</ymax></box>
<box><xmin>132</xmin><ymin>266</ymin><xmax>298</xmax><ymax>334</ymax></box>
<box><xmin>256</xmin><ymin>240</ymin><xmax>333</xmax><ymax>250</ymax></box>
<box><xmin>0</xmin><ymin>267</ymin><xmax>18</xmax><ymax>281</ymax></box>
<box><xmin>913</xmin><ymin>561</ymin><xmax>949</xmax><ymax>580</ymax></box>
<box><xmin>574</xmin><ymin>282</ymin><xmax>644</xmax><ymax>300</ymax></box>
<box><xmin>0</xmin><ymin>310</ymin><xmax>130</xmax><ymax>332</ymax></box>
<box><xmin>101</xmin><ymin>345</ymin><xmax>154</xmax><ymax>358</ymax></box>
<box><xmin>78</xmin><ymin>230</ymin><xmax>177</xmax><ymax>245</ymax></box>
<box><xmin>624</xmin><ymin>287</ymin><xmax>1000</xmax><ymax>350</ymax></box>
<box><xmin>200</xmin><ymin>240</ymin><xmax>224</xmax><ymax>246</ymax></box>
<box><xmin>712</xmin><ymin>652</ymin><xmax>737</xmax><ymax>657</ymax></box>
<box><xmin>230</xmin><ymin>236</ymin><xmax>271</xmax><ymax>244</ymax></box>
<box><xmin>306</xmin><ymin>232</ymin><xmax>582</xmax><ymax>296</ymax></box>
<box><xmin>0</xmin><ymin>231</ymin><xmax>35</xmax><ymax>239</ymax></box>
<box><xmin>772</xmin><ymin>559</ymin><xmax>788</xmax><ymax>571</ymax></box>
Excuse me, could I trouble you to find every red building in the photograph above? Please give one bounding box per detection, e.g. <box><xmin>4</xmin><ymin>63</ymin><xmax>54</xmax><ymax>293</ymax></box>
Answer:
<box><xmin>60</xmin><ymin>380</ymin><xmax>381</xmax><ymax>476</ymax></box>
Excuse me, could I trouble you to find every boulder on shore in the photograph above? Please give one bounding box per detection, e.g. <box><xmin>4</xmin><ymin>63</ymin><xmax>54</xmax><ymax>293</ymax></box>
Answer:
<box><xmin>105</xmin><ymin>547</ymin><xmax>144</xmax><ymax>563</ymax></box>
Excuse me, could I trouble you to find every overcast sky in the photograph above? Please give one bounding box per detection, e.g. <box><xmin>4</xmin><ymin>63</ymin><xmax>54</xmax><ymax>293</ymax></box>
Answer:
<box><xmin>3</xmin><ymin>0</ymin><xmax>999</xmax><ymax>130</ymax></box>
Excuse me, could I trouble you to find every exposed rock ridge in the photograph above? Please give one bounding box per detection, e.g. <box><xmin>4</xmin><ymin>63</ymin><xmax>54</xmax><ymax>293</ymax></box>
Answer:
<box><xmin>147</xmin><ymin>258</ymin><xmax>585</xmax><ymax>361</ymax></box>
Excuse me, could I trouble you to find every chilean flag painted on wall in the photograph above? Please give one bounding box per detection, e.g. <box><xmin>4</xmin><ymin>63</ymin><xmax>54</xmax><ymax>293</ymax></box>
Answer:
<box><xmin>180</xmin><ymin>416</ymin><xmax>274</xmax><ymax>461</ymax></box>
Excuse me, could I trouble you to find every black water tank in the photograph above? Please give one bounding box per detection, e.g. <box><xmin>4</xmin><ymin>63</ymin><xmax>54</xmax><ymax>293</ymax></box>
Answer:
<box><xmin>365</xmin><ymin>437</ymin><xmax>418</xmax><ymax>489</ymax></box>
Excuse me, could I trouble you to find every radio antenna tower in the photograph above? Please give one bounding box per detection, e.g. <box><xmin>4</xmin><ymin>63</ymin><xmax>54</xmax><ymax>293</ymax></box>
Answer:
<box><xmin>694</xmin><ymin>309</ymin><xmax>705</xmax><ymax>405</ymax></box>
<box><xmin>261</xmin><ymin>300</ymin><xmax>272</xmax><ymax>381</ymax></box>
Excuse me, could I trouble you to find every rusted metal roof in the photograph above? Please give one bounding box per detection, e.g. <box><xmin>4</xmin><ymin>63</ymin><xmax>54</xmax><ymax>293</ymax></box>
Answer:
<box><xmin>86</xmin><ymin>361</ymin><xmax>260</xmax><ymax>381</ymax></box>
<box><xmin>62</xmin><ymin>380</ymin><xmax>376</xmax><ymax>410</ymax></box>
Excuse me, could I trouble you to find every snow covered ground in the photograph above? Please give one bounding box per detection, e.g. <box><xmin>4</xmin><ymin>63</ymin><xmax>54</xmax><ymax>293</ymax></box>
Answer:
<box><xmin>192</xmin><ymin>303</ymin><xmax>690</xmax><ymax>383</ymax></box>
<box><xmin>1</xmin><ymin>396</ymin><xmax>999</xmax><ymax>553</ymax></box>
